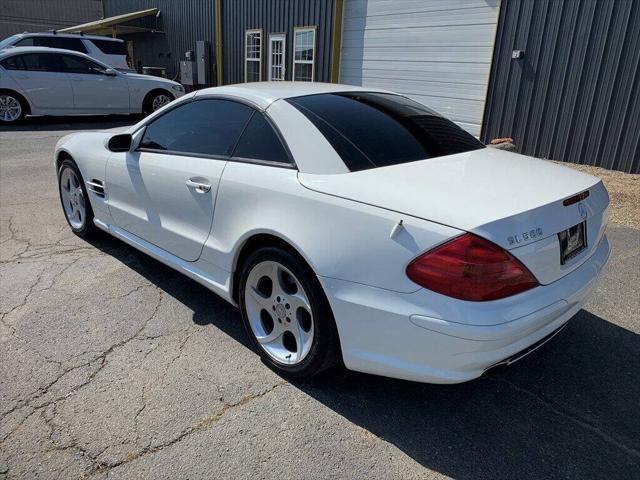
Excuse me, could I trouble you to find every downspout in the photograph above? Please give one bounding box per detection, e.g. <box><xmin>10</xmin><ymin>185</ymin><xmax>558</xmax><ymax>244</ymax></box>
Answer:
<box><xmin>215</xmin><ymin>0</ymin><xmax>224</xmax><ymax>86</ymax></box>
<box><xmin>330</xmin><ymin>0</ymin><xmax>344</xmax><ymax>83</ymax></box>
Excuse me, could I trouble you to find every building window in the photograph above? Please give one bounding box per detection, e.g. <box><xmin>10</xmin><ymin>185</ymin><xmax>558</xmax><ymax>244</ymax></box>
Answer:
<box><xmin>245</xmin><ymin>29</ymin><xmax>262</xmax><ymax>82</ymax></box>
<box><xmin>293</xmin><ymin>27</ymin><xmax>315</xmax><ymax>82</ymax></box>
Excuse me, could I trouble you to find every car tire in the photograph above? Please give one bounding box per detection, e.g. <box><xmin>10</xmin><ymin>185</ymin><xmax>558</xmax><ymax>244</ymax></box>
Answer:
<box><xmin>0</xmin><ymin>91</ymin><xmax>27</xmax><ymax>124</ymax></box>
<box><xmin>144</xmin><ymin>90</ymin><xmax>173</xmax><ymax>114</ymax></box>
<box><xmin>239</xmin><ymin>246</ymin><xmax>341</xmax><ymax>378</ymax></box>
<box><xmin>57</xmin><ymin>158</ymin><xmax>96</xmax><ymax>238</ymax></box>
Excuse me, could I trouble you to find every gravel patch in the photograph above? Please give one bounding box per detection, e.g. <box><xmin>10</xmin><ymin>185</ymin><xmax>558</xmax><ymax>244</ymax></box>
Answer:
<box><xmin>553</xmin><ymin>162</ymin><xmax>639</xmax><ymax>229</ymax></box>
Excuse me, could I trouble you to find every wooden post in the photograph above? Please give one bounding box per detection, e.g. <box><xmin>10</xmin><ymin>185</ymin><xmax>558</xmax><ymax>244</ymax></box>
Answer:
<box><xmin>215</xmin><ymin>0</ymin><xmax>224</xmax><ymax>85</ymax></box>
<box><xmin>330</xmin><ymin>0</ymin><xmax>344</xmax><ymax>83</ymax></box>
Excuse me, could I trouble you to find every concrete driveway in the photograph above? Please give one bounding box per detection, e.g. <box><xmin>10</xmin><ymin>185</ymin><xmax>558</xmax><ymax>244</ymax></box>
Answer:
<box><xmin>1</xmin><ymin>117</ymin><xmax>639</xmax><ymax>479</ymax></box>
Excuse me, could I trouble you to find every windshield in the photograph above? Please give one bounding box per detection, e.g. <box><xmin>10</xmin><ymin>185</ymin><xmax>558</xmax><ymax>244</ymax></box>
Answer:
<box><xmin>0</xmin><ymin>35</ymin><xmax>21</xmax><ymax>50</ymax></box>
<box><xmin>286</xmin><ymin>92</ymin><xmax>485</xmax><ymax>171</ymax></box>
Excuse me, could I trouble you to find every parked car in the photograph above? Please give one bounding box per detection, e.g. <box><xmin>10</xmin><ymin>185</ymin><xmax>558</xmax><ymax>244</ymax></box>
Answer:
<box><xmin>0</xmin><ymin>47</ymin><xmax>184</xmax><ymax>124</ymax></box>
<box><xmin>0</xmin><ymin>32</ymin><xmax>131</xmax><ymax>71</ymax></box>
<box><xmin>54</xmin><ymin>82</ymin><xmax>610</xmax><ymax>384</ymax></box>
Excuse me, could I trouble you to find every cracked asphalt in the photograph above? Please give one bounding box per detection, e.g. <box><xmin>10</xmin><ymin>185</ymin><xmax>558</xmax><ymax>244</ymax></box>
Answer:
<box><xmin>1</xmin><ymin>117</ymin><xmax>639</xmax><ymax>480</ymax></box>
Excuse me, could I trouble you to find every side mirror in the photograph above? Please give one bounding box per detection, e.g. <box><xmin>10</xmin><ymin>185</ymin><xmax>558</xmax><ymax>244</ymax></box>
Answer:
<box><xmin>103</xmin><ymin>68</ymin><xmax>117</xmax><ymax>76</ymax></box>
<box><xmin>108</xmin><ymin>133</ymin><xmax>132</xmax><ymax>152</ymax></box>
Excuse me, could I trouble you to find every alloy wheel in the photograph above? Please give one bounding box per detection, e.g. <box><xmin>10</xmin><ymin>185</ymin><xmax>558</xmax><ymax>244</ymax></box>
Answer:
<box><xmin>152</xmin><ymin>94</ymin><xmax>171</xmax><ymax>111</ymax></box>
<box><xmin>59</xmin><ymin>167</ymin><xmax>86</xmax><ymax>229</ymax></box>
<box><xmin>244</xmin><ymin>260</ymin><xmax>315</xmax><ymax>365</ymax></box>
<box><xmin>0</xmin><ymin>95</ymin><xmax>22</xmax><ymax>122</ymax></box>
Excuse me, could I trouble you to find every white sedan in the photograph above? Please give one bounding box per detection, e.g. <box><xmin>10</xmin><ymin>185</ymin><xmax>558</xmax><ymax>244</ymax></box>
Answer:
<box><xmin>54</xmin><ymin>83</ymin><xmax>610</xmax><ymax>384</ymax></box>
<box><xmin>0</xmin><ymin>47</ymin><xmax>185</xmax><ymax>124</ymax></box>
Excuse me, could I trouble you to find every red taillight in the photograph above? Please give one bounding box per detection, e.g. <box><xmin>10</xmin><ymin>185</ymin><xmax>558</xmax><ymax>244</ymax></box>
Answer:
<box><xmin>406</xmin><ymin>233</ymin><xmax>538</xmax><ymax>301</ymax></box>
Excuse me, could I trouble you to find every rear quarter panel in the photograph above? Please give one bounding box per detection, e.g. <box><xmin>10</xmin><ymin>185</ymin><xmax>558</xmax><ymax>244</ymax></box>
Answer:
<box><xmin>202</xmin><ymin>161</ymin><xmax>463</xmax><ymax>293</ymax></box>
<box><xmin>0</xmin><ymin>67</ymin><xmax>34</xmax><ymax>113</ymax></box>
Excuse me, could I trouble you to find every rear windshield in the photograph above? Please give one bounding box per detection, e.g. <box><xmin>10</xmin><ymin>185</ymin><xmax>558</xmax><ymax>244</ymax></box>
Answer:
<box><xmin>286</xmin><ymin>92</ymin><xmax>484</xmax><ymax>171</ymax></box>
<box><xmin>91</xmin><ymin>39</ymin><xmax>127</xmax><ymax>55</ymax></box>
<box><xmin>0</xmin><ymin>35</ymin><xmax>21</xmax><ymax>49</ymax></box>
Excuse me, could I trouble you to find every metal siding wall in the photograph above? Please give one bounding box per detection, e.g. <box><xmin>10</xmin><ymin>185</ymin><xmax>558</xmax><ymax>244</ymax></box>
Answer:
<box><xmin>222</xmin><ymin>0</ymin><xmax>336</xmax><ymax>85</ymax></box>
<box><xmin>482</xmin><ymin>0</ymin><xmax>640</xmax><ymax>173</ymax></box>
<box><xmin>103</xmin><ymin>0</ymin><xmax>216</xmax><ymax>81</ymax></box>
<box><xmin>0</xmin><ymin>0</ymin><xmax>103</xmax><ymax>38</ymax></box>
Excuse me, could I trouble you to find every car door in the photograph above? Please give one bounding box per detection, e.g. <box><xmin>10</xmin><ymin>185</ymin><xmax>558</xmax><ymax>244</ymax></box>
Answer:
<box><xmin>106</xmin><ymin>98</ymin><xmax>255</xmax><ymax>261</ymax></box>
<box><xmin>1</xmin><ymin>52</ymin><xmax>73</xmax><ymax>113</ymax></box>
<box><xmin>59</xmin><ymin>54</ymin><xmax>130</xmax><ymax>113</ymax></box>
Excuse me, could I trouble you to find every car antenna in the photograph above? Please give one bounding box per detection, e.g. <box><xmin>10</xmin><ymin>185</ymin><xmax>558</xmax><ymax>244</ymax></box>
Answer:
<box><xmin>390</xmin><ymin>219</ymin><xmax>404</xmax><ymax>239</ymax></box>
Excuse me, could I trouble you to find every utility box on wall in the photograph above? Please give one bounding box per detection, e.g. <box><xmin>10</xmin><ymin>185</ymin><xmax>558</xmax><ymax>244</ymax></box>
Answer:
<box><xmin>196</xmin><ymin>40</ymin><xmax>211</xmax><ymax>86</ymax></box>
<box><xmin>180</xmin><ymin>60</ymin><xmax>197</xmax><ymax>85</ymax></box>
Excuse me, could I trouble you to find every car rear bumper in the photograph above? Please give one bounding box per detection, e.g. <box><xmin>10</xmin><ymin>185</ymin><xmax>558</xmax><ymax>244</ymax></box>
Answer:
<box><xmin>320</xmin><ymin>233</ymin><xmax>611</xmax><ymax>384</ymax></box>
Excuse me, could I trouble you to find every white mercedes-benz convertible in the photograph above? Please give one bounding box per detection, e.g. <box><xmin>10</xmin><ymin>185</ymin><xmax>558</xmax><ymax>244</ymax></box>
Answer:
<box><xmin>55</xmin><ymin>83</ymin><xmax>610</xmax><ymax>384</ymax></box>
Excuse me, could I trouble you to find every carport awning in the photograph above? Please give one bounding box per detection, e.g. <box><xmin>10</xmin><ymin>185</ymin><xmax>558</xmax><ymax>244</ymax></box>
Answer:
<box><xmin>57</xmin><ymin>8</ymin><xmax>160</xmax><ymax>36</ymax></box>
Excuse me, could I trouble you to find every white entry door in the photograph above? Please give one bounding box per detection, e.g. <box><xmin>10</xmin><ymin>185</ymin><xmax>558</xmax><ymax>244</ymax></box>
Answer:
<box><xmin>268</xmin><ymin>34</ymin><xmax>286</xmax><ymax>81</ymax></box>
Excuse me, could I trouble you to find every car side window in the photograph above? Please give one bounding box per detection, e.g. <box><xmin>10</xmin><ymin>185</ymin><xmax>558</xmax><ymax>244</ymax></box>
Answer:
<box><xmin>12</xmin><ymin>36</ymin><xmax>87</xmax><ymax>52</ymax></box>
<box><xmin>22</xmin><ymin>54</ymin><xmax>49</xmax><ymax>71</ymax></box>
<box><xmin>0</xmin><ymin>55</ymin><xmax>25</xmax><ymax>70</ymax></box>
<box><xmin>14</xmin><ymin>38</ymin><xmax>35</xmax><ymax>47</ymax></box>
<box><xmin>139</xmin><ymin>99</ymin><xmax>254</xmax><ymax>157</ymax></box>
<box><xmin>59</xmin><ymin>54</ymin><xmax>105</xmax><ymax>74</ymax></box>
<box><xmin>232</xmin><ymin>112</ymin><xmax>290</xmax><ymax>164</ymax></box>
<box><xmin>3</xmin><ymin>53</ymin><xmax>60</xmax><ymax>72</ymax></box>
<box><xmin>45</xmin><ymin>37</ymin><xmax>88</xmax><ymax>53</ymax></box>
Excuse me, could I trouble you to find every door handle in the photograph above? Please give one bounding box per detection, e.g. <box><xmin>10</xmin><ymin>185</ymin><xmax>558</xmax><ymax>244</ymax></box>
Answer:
<box><xmin>186</xmin><ymin>178</ymin><xmax>211</xmax><ymax>193</ymax></box>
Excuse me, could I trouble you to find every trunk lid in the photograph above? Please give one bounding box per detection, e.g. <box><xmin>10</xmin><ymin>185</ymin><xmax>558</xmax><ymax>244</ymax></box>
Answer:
<box><xmin>298</xmin><ymin>148</ymin><xmax>609</xmax><ymax>285</ymax></box>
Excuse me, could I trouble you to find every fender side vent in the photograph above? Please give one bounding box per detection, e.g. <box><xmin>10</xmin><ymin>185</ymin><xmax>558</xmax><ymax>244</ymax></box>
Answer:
<box><xmin>86</xmin><ymin>179</ymin><xmax>105</xmax><ymax>198</ymax></box>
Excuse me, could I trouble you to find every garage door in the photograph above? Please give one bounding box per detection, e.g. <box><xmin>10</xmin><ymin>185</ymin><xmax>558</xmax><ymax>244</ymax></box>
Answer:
<box><xmin>339</xmin><ymin>0</ymin><xmax>500</xmax><ymax>136</ymax></box>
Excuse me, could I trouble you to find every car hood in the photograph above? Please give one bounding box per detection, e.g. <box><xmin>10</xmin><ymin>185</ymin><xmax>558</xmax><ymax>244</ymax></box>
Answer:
<box><xmin>122</xmin><ymin>73</ymin><xmax>180</xmax><ymax>87</ymax></box>
<box><xmin>298</xmin><ymin>148</ymin><xmax>608</xmax><ymax>251</ymax></box>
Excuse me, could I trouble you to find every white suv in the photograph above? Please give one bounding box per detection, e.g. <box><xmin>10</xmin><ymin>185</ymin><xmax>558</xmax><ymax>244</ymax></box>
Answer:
<box><xmin>0</xmin><ymin>32</ymin><xmax>132</xmax><ymax>71</ymax></box>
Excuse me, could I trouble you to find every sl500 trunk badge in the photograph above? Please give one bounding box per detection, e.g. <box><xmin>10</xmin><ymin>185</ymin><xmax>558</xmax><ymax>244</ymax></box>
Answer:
<box><xmin>508</xmin><ymin>228</ymin><xmax>543</xmax><ymax>246</ymax></box>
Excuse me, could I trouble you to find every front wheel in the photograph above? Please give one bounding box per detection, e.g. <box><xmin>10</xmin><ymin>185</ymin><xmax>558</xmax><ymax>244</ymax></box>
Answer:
<box><xmin>239</xmin><ymin>247</ymin><xmax>340</xmax><ymax>378</ymax></box>
<box><xmin>0</xmin><ymin>92</ymin><xmax>26</xmax><ymax>124</ymax></box>
<box><xmin>58</xmin><ymin>159</ymin><xmax>96</xmax><ymax>237</ymax></box>
<box><xmin>144</xmin><ymin>91</ymin><xmax>172</xmax><ymax>113</ymax></box>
